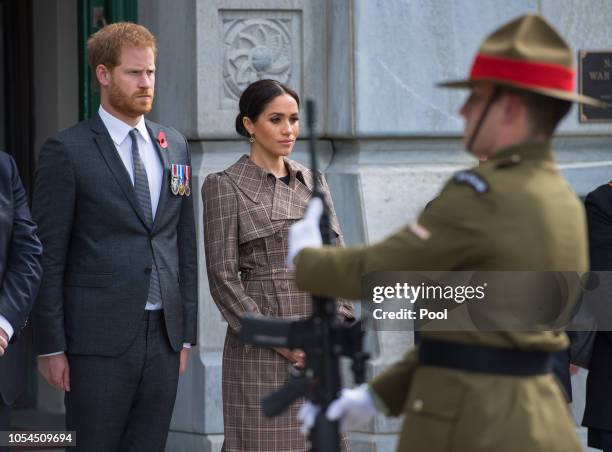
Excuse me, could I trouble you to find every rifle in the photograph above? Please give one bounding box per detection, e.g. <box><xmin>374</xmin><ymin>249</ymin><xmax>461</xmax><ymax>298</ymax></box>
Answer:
<box><xmin>240</xmin><ymin>99</ymin><xmax>369</xmax><ymax>452</ymax></box>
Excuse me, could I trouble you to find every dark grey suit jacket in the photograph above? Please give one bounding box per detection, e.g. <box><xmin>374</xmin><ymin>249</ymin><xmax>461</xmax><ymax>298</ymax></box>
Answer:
<box><xmin>32</xmin><ymin>113</ymin><xmax>197</xmax><ymax>356</ymax></box>
<box><xmin>0</xmin><ymin>151</ymin><xmax>42</xmax><ymax>405</ymax></box>
<box><xmin>583</xmin><ymin>183</ymin><xmax>612</xmax><ymax>430</ymax></box>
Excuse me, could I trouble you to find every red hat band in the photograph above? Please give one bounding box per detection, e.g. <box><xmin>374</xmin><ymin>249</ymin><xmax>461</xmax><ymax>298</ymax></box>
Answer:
<box><xmin>469</xmin><ymin>53</ymin><xmax>575</xmax><ymax>92</ymax></box>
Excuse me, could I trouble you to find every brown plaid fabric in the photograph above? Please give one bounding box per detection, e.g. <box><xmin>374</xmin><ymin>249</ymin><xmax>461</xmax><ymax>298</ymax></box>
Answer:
<box><xmin>203</xmin><ymin>155</ymin><xmax>353</xmax><ymax>452</ymax></box>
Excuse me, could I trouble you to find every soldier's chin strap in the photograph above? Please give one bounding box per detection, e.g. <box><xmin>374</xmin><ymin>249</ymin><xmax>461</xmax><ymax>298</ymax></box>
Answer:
<box><xmin>466</xmin><ymin>86</ymin><xmax>501</xmax><ymax>155</ymax></box>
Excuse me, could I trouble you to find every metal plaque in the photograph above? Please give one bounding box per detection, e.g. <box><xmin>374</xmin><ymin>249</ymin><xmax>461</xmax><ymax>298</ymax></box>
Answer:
<box><xmin>579</xmin><ymin>50</ymin><xmax>612</xmax><ymax>122</ymax></box>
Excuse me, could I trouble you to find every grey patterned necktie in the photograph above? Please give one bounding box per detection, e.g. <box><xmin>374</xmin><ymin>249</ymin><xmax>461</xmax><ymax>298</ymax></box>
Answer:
<box><xmin>129</xmin><ymin>129</ymin><xmax>162</xmax><ymax>307</ymax></box>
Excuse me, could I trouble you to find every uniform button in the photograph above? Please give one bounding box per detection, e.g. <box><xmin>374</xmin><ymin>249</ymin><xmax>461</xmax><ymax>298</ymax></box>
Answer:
<box><xmin>412</xmin><ymin>399</ymin><xmax>424</xmax><ymax>412</ymax></box>
<box><xmin>280</xmin><ymin>281</ymin><xmax>288</xmax><ymax>290</ymax></box>
<box><xmin>144</xmin><ymin>267</ymin><xmax>152</xmax><ymax>274</ymax></box>
<box><xmin>272</xmin><ymin>268</ymin><xmax>278</xmax><ymax>274</ymax></box>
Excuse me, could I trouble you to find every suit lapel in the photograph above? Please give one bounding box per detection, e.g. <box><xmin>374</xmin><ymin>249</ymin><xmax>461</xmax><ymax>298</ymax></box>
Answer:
<box><xmin>90</xmin><ymin>113</ymin><xmax>149</xmax><ymax>229</ymax></box>
<box><xmin>146</xmin><ymin>121</ymin><xmax>170</xmax><ymax>231</ymax></box>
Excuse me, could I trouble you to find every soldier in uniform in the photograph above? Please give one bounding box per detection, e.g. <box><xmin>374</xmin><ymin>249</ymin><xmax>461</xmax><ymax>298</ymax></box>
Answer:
<box><xmin>288</xmin><ymin>14</ymin><xmax>604</xmax><ymax>452</ymax></box>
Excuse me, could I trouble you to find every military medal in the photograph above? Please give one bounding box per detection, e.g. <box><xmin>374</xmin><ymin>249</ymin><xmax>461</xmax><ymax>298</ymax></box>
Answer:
<box><xmin>185</xmin><ymin>165</ymin><xmax>191</xmax><ymax>197</ymax></box>
<box><xmin>171</xmin><ymin>164</ymin><xmax>179</xmax><ymax>195</ymax></box>
<box><xmin>178</xmin><ymin>164</ymin><xmax>186</xmax><ymax>196</ymax></box>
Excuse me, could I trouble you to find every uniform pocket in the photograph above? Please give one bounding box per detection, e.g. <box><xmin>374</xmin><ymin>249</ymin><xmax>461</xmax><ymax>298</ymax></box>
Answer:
<box><xmin>400</xmin><ymin>368</ymin><xmax>465</xmax><ymax>451</ymax></box>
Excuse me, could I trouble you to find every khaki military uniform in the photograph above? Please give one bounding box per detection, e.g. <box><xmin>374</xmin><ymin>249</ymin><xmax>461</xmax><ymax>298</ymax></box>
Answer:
<box><xmin>295</xmin><ymin>141</ymin><xmax>587</xmax><ymax>451</ymax></box>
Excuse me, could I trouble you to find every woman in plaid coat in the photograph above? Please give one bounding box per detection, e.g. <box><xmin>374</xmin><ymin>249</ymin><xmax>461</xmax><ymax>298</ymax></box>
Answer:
<box><xmin>203</xmin><ymin>80</ymin><xmax>354</xmax><ymax>452</ymax></box>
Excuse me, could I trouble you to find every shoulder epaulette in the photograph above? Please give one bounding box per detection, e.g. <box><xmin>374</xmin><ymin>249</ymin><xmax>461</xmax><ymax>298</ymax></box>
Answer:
<box><xmin>453</xmin><ymin>170</ymin><xmax>489</xmax><ymax>194</ymax></box>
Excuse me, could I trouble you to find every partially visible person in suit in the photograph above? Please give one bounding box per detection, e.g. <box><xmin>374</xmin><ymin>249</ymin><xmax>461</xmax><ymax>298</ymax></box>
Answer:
<box><xmin>582</xmin><ymin>182</ymin><xmax>612</xmax><ymax>452</ymax></box>
<box><xmin>0</xmin><ymin>151</ymin><xmax>42</xmax><ymax>452</ymax></box>
<box><xmin>32</xmin><ymin>22</ymin><xmax>197</xmax><ymax>451</ymax></box>
<box><xmin>202</xmin><ymin>79</ymin><xmax>353</xmax><ymax>452</ymax></box>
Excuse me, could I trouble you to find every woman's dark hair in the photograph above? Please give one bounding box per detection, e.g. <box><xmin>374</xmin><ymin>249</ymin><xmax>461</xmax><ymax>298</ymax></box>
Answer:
<box><xmin>235</xmin><ymin>79</ymin><xmax>300</xmax><ymax>138</ymax></box>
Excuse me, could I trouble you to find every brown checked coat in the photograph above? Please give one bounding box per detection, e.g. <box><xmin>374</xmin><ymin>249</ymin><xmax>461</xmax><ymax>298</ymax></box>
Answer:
<box><xmin>203</xmin><ymin>155</ymin><xmax>353</xmax><ymax>452</ymax></box>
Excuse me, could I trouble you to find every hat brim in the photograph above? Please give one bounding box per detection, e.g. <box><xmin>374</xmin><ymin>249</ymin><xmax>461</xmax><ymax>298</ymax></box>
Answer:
<box><xmin>438</xmin><ymin>78</ymin><xmax>606</xmax><ymax>108</ymax></box>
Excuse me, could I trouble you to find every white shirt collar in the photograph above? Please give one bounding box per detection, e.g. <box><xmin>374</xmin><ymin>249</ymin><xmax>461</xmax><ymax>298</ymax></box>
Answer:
<box><xmin>98</xmin><ymin>105</ymin><xmax>151</xmax><ymax>146</ymax></box>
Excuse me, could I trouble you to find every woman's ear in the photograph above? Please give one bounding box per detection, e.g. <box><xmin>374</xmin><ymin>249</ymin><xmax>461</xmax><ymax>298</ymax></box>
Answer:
<box><xmin>243</xmin><ymin>116</ymin><xmax>254</xmax><ymax>136</ymax></box>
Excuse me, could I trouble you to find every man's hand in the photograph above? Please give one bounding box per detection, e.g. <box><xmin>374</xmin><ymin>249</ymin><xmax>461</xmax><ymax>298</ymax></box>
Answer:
<box><xmin>287</xmin><ymin>197</ymin><xmax>324</xmax><ymax>269</ymax></box>
<box><xmin>326</xmin><ymin>384</ymin><xmax>377</xmax><ymax>432</ymax></box>
<box><xmin>0</xmin><ymin>328</ymin><xmax>8</xmax><ymax>357</ymax></box>
<box><xmin>180</xmin><ymin>347</ymin><xmax>190</xmax><ymax>375</ymax></box>
<box><xmin>38</xmin><ymin>354</ymin><xmax>70</xmax><ymax>391</ymax></box>
<box><xmin>274</xmin><ymin>347</ymin><xmax>306</xmax><ymax>368</ymax></box>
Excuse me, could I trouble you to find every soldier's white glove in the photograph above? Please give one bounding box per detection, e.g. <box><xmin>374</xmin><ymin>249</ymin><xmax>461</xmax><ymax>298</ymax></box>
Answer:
<box><xmin>326</xmin><ymin>384</ymin><xmax>377</xmax><ymax>432</ymax></box>
<box><xmin>287</xmin><ymin>197</ymin><xmax>324</xmax><ymax>269</ymax></box>
<box><xmin>297</xmin><ymin>402</ymin><xmax>320</xmax><ymax>434</ymax></box>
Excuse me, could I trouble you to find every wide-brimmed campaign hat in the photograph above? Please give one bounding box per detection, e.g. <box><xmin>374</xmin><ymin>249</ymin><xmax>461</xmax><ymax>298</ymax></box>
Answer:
<box><xmin>439</xmin><ymin>14</ymin><xmax>604</xmax><ymax>107</ymax></box>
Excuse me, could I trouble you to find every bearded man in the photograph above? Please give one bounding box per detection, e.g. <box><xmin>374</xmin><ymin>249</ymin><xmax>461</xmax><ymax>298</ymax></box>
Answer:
<box><xmin>32</xmin><ymin>22</ymin><xmax>197</xmax><ymax>452</ymax></box>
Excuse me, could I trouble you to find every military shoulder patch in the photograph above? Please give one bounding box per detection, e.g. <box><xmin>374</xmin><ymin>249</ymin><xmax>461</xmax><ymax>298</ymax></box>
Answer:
<box><xmin>408</xmin><ymin>222</ymin><xmax>431</xmax><ymax>240</ymax></box>
<box><xmin>453</xmin><ymin>170</ymin><xmax>488</xmax><ymax>194</ymax></box>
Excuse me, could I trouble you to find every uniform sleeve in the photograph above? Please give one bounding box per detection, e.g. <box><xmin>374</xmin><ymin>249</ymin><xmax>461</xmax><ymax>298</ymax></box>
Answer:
<box><xmin>31</xmin><ymin>137</ymin><xmax>76</xmax><ymax>354</ymax></box>
<box><xmin>203</xmin><ymin>173</ymin><xmax>262</xmax><ymax>333</ymax></box>
<box><xmin>369</xmin><ymin>348</ymin><xmax>419</xmax><ymax>416</ymax></box>
<box><xmin>319</xmin><ymin>173</ymin><xmax>354</xmax><ymax>320</ymax></box>
<box><xmin>178</xmin><ymin>135</ymin><xmax>198</xmax><ymax>345</ymax></box>
<box><xmin>0</xmin><ymin>155</ymin><xmax>43</xmax><ymax>341</ymax></box>
<box><xmin>295</xmin><ymin>182</ymin><xmax>483</xmax><ymax>300</ymax></box>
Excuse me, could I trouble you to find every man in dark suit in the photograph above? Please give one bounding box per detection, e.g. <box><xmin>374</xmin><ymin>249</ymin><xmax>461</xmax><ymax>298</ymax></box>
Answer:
<box><xmin>0</xmin><ymin>151</ymin><xmax>42</xmax><ymax>451</ymax></box>
<box><xmin>32</xmin><ymin>22</ymin><xmax>197</xmax><ymax>451</ymax></box>
<box><xmin>582</xmin><ymin>182</ymin><xmax>612</xmax><ymax>452</ymax></box>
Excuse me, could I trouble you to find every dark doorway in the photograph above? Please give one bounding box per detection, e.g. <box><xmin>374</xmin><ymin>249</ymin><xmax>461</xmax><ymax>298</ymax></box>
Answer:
<box><xmin>2</xmin><ymin>0</ymin><xmax>35</xmax><ymax>194</ymax></box>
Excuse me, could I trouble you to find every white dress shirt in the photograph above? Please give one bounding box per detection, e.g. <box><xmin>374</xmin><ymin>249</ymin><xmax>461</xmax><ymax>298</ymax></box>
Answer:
<box><xmin>98</xmin><ymin>106</ymin><xmax>163</xmax><ymax>219</ymax></box>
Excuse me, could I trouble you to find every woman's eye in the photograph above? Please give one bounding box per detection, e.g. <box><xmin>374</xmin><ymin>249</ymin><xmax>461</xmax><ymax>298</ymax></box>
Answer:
<box><xmin>290</xmin><ymin>117</ymin><xmax>299</xmax><ymax>124</ymax></box>
<box><xmin>270</xmin><ymin>117</ymin><xmax>281</xmax><ymax>123</ymax></box>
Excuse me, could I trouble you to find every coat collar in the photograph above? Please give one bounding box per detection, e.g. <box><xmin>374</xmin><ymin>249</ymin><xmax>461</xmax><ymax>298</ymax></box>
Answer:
<box><xmin>489</xmin><ymin>141</ymin><xmax>554</xmax><ymax>164</ymax></box>
<box><xmin>224</xmin><ymin>155</ymin><xmax>315</xmax><ymax>203</ymax></box>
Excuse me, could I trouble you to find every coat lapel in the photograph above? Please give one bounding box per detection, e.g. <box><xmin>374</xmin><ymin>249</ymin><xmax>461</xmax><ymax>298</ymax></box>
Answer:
<box><xmin>146</xmin><ymin>121</ymin><xmax>170</xmax><ymax>231</ymax></box>
<box><xmin>224</xmin><ymin>155</ymin><xmax>267</xmax><ymax>203</ymax></box>
<box><xmin>90</xmin><ymin>113</ymin><xmax>149</xmax><ymax>229</ymax></box>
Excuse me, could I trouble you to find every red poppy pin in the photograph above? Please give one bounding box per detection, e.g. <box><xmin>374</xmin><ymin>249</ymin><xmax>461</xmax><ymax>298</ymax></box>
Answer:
<box><xmin>157</xmin><ymin>130</ymin><xmax>168</xmax><ymax>149</ymax></box>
